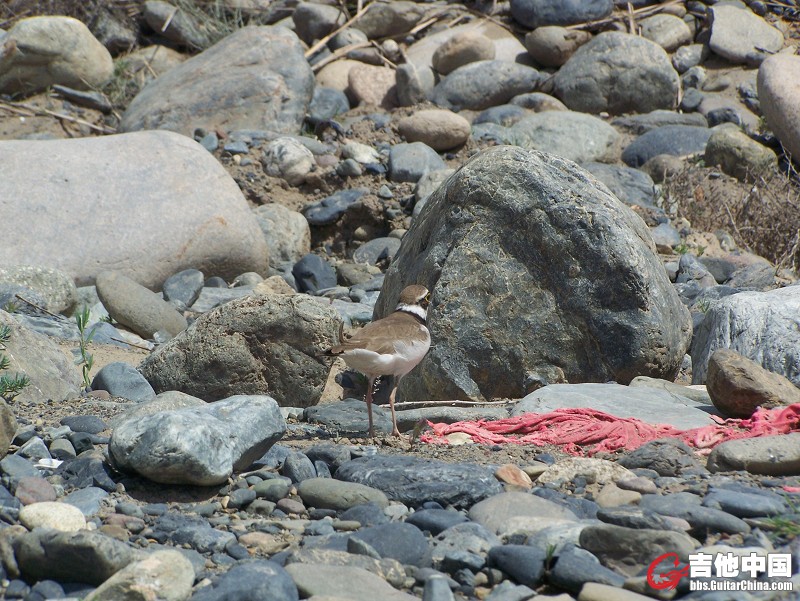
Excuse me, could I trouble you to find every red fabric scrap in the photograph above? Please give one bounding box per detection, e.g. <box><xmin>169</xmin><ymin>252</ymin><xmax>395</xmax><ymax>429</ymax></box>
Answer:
<box><xmin>419</xmin><ymin>403</ymin><xmax>800</xmax><ymax>456</ymax></box>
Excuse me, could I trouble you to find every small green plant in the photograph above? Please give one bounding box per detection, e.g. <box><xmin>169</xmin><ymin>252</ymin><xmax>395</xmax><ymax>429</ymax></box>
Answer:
<box><xmin>0</xmin><ymin>325</ymin><xmax>29</xmax><ymax>402</ymax></box>
<box><xmin>695</xmin><ymin>299</ymin><xmax>712</xmax><ymax>314</ymax></box>
<box><xmin>674</xmin><ymin>243</ymin><xmax>690</xmax><ymax>255</ymax></box>
<box><xmin>75</xmin><ymin>306</ymin><xmax>95</xmax><ymax>391</ymax></box>
<box><xmin>761</xmin><ymin>515</ymin><xmax>800</xmax><ymax>541</ymax></box>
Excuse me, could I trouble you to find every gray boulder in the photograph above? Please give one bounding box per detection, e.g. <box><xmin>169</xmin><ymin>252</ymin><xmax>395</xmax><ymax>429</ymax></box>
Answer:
<box><xmin>374</xmin><ymin>146</ymin><xmax>691</xmax><ymax>401</ymax></box>
<box><xmin>0</xmin><ymin>131</ymin><xmax>268</xmax><ymax>289</ymax></box>
<box><xmin>513</xmin><ymin>112</ymin><xmax>620</xmax><ymax>164</ymax></box>
<box><xmin>431</xmin><ymin>60</ymin><xmax>542</xmax><ymax>111</ymax></box>
<box><xmin>758</xmin><ymin>54</ymin><xmax>800</xmax><ymax>164</ymax></box>
<box><xmin>691</xmin><ymin>285</ymin><xmax>800</xmax><ymax>387</ymax></box>
<box><xmin>121</xmin><ymin>26</ymin><xmax>313</xmax><ymax>136</ymax></box>
<box><xmin>553</xmin><ymin>32</ymin><xmax>680</xmax><ymax>115</ymax></box>
<box><xmin>109</xmin><ymin>395</ymin><xmax>286</xmax><ymax>485</ymax></box>
<box><xmin>0</xmin><ymin>311</ymin><xmax>81</xmax><ymax>405</ymax></box>
<box><xmin>138</xmin><ymin>293</ymin><xmax>340</xmax><ymax>405</ymax></box>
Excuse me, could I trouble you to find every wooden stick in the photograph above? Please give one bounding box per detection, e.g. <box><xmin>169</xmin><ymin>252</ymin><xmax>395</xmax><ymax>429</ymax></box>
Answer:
<box><xmin>305</xmin><ymin>1</ymin><xmax>373</xmax><ymax>59</ymax></box>
<box><xmin>0</xmin><ymin>100</ymin><xmax>116</xmax><ymax>134</ymax></box>
<box><xmin>110</xmin><ymin>336</ymin><xmax>153</xmax><ymax>351</ymax></box>
<box><xmin>13</xmin><ymin>294</ymin><xmax>59</xmax><ymax>318</ymax></box>
<box><xmin>566</xmin><ymin>0</ymin><xmax>683</xmax><ymax>30</ymax></box>
<box><xmin>311</xmin><ymin>41</ymin><xmax>372</xmax><ymax>72</ymax></box>
<box><xmin>394</xmin><ymin>399</ymin><xmax>514</xmax><ymax>409</ymax></box>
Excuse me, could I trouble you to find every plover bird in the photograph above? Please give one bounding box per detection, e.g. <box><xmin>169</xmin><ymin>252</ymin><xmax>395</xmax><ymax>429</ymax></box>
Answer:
<box><xmin>326</xmin><ymin>284</ymin><xmax>431</xmax><ymax>437</ymax></box>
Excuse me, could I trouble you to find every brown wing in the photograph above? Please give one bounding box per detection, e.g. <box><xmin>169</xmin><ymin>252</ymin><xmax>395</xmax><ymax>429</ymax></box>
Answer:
<box><xmin>328</xmin><ymin>312</ymin><xmax>421</xmax><ymax>355</ymax></box>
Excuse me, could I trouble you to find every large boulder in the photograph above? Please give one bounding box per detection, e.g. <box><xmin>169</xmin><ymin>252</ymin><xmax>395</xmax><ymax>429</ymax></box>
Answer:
<box><xmin>121</xmin><ymin>26</ymin><xmax>313</xmax><ymax>136</ymax></box>
<box><xmin>374</xmin><ymin>146</ymin><xmax>691</xmax><ymax>401</ymax></box>
<box><xmin>138</xmin><ymin>293</ymin><xmax>341</xmax><ymax>405</ymax></box>
<box><xmin>0</xmin><ymin>131</ymin><xmax>268</xmax><ymax>289</ymax></box>
<box><xmin>0</xmin><ymin>16</ymin><xmax>113</xmax><ymax>95</ymax></box>
<box><xmin>691</xmin><ymin>285</ymin><xmax>800</xmax><ymax>387</ymax></box>
<box><xmin>109</xmin><ymin>395</ymin><xmax>286</xmax><ymax>485</ymax></box>
<box><xmin>552</xmin><ymin>32</ymin><xmax>680</xmax><ymax>115</ymax></box>
<box><xmin>758</xmin><ymin>53</ymin><xmax>800</xmax><ymax>164</ymax></box>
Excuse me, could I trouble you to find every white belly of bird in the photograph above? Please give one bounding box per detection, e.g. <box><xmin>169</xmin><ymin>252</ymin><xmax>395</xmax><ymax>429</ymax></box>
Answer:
<box><xmin>342</xmin><ymin>336</ymin><xmax>431</xmax><ymax>380</ymax></box>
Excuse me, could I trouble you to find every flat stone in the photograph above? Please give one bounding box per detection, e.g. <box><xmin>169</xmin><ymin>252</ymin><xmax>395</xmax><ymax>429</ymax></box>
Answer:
<box><xmin>513</xmin><ymin>112</ymin><xmax>620</xmax><ymax>164</ymax></box>
<box><xmin>581</xmin><ymin>162</ymin><xmax>657</xmax><ymax>210</ymax></box>
<box><xmin>406</xmin><ymin>509</ymin><xmax>469</xmax><ymax>536</ymax></box>
<box><xmin>703</xmin><ymin>486</ymin><xmax>787</xmax><ymax>517</ymax></box>
<box><xmin>297</xmin><ymin>478</ymin><xmax>388</xmax><ymax>511</ymax></box>
<box><xmin>618</xmin><ymin>439</ymin><xmax>704</xmax><ymax>477</ymax></box>
<box><xmin>336</xmin><ymin>455</ymin><xmax>503</xmax><ymax>509</ymax></box>
<box><xmin>304</xmin><ymin>399</ymin><xmax>393</xmax><ymax>436</ymax></box>
<box><xmin>285</xmin><ymin>563</ymin><xmax>417</xmax><ymax>601</ymax></box>
<box><xmin>469</xmin><ymin>492</ymin><xmax>578</xmax><ymax>535</ymax></box>
<box><xmin>622</xmin><ymin>125</ymin><xmax>712</xmax><ymax>167</ymax></box>
<box><xmin>707</xmin><ymin>433</ymin><xmax>800</xmax><ymax>476</ymax></box>
<box><xmin>639</xmin><ymin>13</ymin><xmax>692</xmax><ymax>52</ymax></box>
<box><xmin>640</xmin><ymin>492</ymin><xmax>750</xmax><ymax>534</ymax></box>
<box><xmin>708</xmin><ymin>4</ymin><xmax>783</xmax><ymax>66</ymax></box>
<box><xmin>704</xmin><ymin>125</ymin><xmax>777</xmax><ymax>181</ymax></box>
<box><xmin>548</xmin><ymin>544</ymin><xmax>625</xmax><ymax>593</ymax></box>
<box><xmin>348</xmin><ymin>64</ymin><xmax>397</xmax><ymax>109</ymax></box>
<box><xmin>512</xmin><ymin>383</ymin><xmax>719</xmax><ymax>429</ymax></box>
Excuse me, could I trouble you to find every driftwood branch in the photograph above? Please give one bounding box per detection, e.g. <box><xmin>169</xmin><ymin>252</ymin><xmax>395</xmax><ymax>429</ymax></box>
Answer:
<box><xmin>0</xmin><ymin>100</ymin><xmax>116</xmax><ymax>134</ymax></box>
<box><xmin>394</xmin><ymin>399</ymin><xmax>515</xmax><ymax>409</ymax></box>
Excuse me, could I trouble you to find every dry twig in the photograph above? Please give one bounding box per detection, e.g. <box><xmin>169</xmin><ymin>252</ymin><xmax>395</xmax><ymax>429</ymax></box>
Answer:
<box><xmin>0</xmin><ymin>100</ymin><xmax>115</xmax><ymax>134</ymax></box>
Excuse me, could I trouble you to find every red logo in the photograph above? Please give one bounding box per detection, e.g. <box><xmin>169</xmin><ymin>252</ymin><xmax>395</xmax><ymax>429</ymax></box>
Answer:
<box><xmin>647</xmin><ymin>553</ymin><xmax>690</xmax><ymax>590</ymax></box>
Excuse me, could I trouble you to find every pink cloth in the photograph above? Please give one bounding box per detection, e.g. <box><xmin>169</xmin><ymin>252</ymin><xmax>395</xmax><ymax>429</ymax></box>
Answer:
<box><xmin>420</xmin><ymin>403</ymin><xmax>800</xmax><ymax>456</ymax></box>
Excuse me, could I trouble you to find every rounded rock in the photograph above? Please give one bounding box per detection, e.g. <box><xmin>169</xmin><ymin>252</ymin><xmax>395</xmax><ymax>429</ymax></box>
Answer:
<box><xmin>524</xmin><ymin>26</ymin><xmax>591</xmax><ymax>68</ymax></box>
<box><xmin>19</xmin><ymin>502</ymin><xmax>87</xmax><ymax>532</ymax></box>
<box><xmin>432</xmin><ymin>31</ymin><xmax>495</xmax><ymax>75</ymax></box>
<box><xmin>397</xmin><ymin>109</ymin><xmax>471</xmax><ymax>151</ymax></box>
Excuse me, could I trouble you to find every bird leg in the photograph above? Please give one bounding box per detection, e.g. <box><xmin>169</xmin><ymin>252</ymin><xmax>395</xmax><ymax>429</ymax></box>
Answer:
<box><xmin>389</xmin><ymin>383</ymin><xmax>401</xmax><ymax>437</ymax></box>
<box><xmin>365</xmin><ymin>377</ymin><xmax>376</xmax><ymax>439</ymax></box>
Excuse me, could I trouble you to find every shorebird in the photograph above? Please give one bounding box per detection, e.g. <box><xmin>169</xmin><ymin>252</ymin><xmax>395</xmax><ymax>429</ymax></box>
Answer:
<box><xmin>326</xmin><ymin>284</ymin><xmax>431</xmax><ymax>437</ymax></box>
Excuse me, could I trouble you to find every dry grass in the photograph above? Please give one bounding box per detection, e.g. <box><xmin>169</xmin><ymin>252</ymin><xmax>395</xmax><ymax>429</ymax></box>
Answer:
<box><xmin>662</xmin><ymin>162</ymin><xmax>800</xmax><ymax>273</ymax></box>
